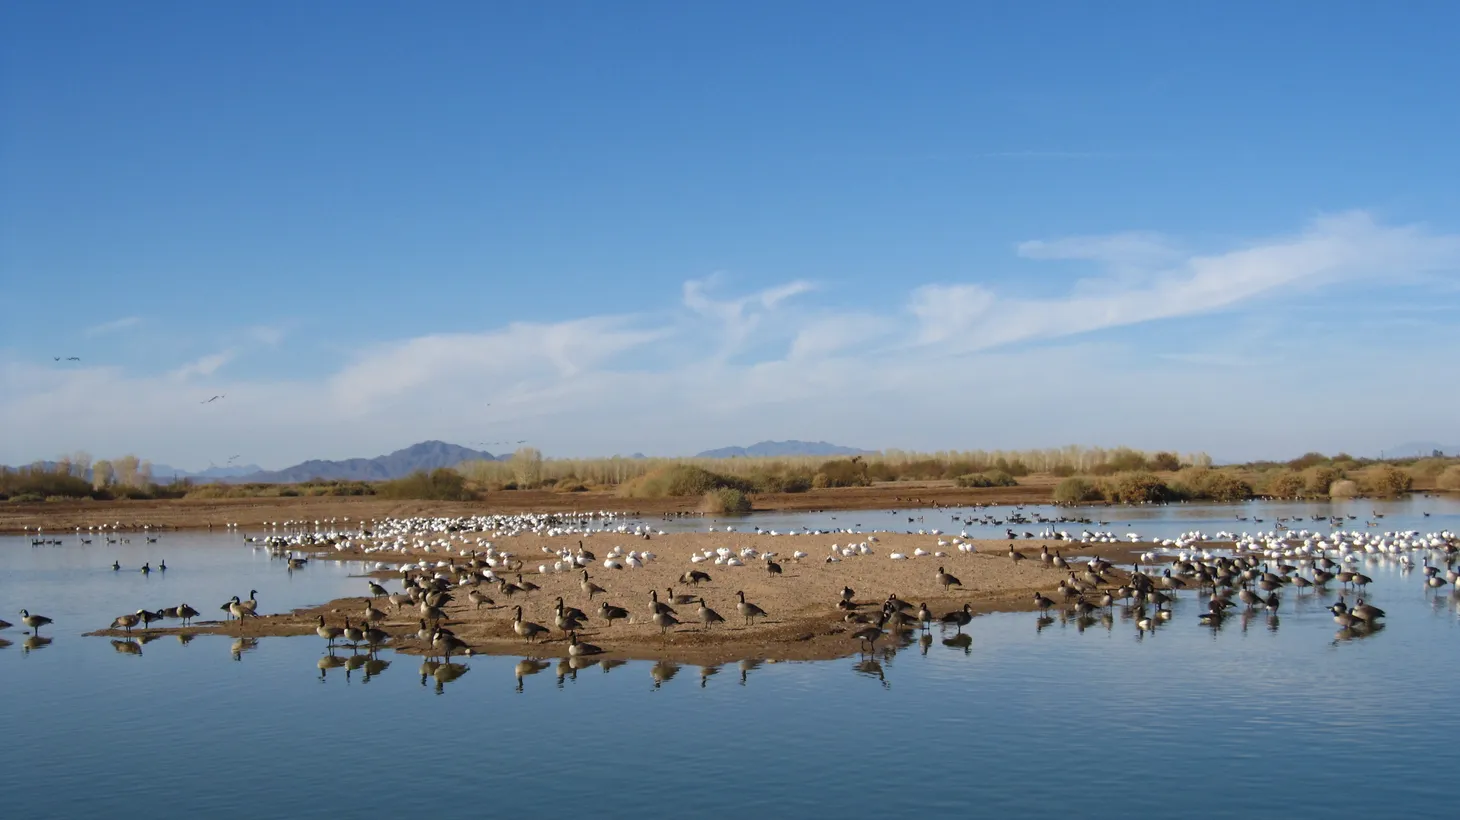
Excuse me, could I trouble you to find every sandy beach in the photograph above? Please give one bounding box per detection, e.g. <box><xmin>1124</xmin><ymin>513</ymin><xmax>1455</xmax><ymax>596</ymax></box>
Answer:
<box><xmin>84</xmin><ymin>531</ymin><xmax>1151</xmax><ymax>663</ymax></box>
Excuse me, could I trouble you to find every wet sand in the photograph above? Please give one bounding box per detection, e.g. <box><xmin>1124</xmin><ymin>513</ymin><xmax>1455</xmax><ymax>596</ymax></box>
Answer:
<box><xmin>85</xmin><ymin>532</ymin><xmax>1151</xmax><ymax>664</ymax></box>
<box><xmin>2</xmin><ymin>478</ymin><xmax>1061</xmax><ymax>534</ymax></box>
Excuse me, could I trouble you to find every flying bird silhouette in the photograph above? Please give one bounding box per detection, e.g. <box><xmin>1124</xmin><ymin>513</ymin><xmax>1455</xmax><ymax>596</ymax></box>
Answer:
<box><xmin>66</xmin><ymin>357</ymin><xmax>81</xmax><ymax>361</ymax></box>
<box><xmin>201</xmin><ymin>395</ymin><xmax>224</xmax><ymax>404</ymax></box>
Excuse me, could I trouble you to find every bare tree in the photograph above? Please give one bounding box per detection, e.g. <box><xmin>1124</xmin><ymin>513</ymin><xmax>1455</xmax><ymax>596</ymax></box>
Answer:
<box><xmin>511</xmin><ymin>446</ymin><xmax>543</xmax><ymax>488</ymax></box>
<box><xmin>139</xmin><ymin>460</ymin><xmax>154</xmax><ymax>486</ymax></box>
<box><xmin>54</xmin><ymin>455</ymin><xmax>73</xmax><ymax>476</ymax></box>
<box><xmin>114</xmin><ymin>454</ymin><xmax>140</xmax><ymax>487</ymax></box>
<box><xmin>72</xmin><ymin>450</ymin><xmax>92</xmax><ymax>479</ymax></box>
<box><xmin>92</xmin><ymin>459</ymin><xmax>114</xmax><ymax>490</ymax></box>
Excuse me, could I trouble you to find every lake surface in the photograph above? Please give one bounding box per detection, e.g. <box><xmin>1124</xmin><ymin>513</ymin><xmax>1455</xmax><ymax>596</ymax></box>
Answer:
<box><xmin>3</xmin><ymin>497</ymin><xmax>1458</xmax><ymax>819</ymax></box>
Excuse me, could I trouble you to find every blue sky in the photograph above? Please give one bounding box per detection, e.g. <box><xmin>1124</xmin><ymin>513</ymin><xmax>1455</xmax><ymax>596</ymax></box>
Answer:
<box><xmin>3</xmin><ymin>1</ymin><xmax>1459</xmax><ymax>469</ymax></box>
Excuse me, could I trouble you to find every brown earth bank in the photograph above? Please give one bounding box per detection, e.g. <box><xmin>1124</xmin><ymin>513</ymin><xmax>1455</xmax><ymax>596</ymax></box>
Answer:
<box><xmin>84</xmin><ymin>532</ymin><xmax>1153</xmax><ymax>664</ymax></box>
<box><xmin>2</xmin><ymin>478</ymin><xmax>1065</xmax><ymax>534</ymax></box>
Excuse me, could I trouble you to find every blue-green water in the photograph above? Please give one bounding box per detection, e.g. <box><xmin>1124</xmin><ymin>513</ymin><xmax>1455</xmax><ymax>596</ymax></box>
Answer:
<box><xmin>2</xmin><ymin>498</ymin><xmax>1458</xmax><ymax>819</ymax></box>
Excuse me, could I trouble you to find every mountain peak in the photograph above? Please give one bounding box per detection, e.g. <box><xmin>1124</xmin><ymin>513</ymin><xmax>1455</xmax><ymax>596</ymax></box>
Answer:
<box><xmin>694</xmin><ymin>440</ymin><xmax>874</xmax><ymax>459</ymax></box>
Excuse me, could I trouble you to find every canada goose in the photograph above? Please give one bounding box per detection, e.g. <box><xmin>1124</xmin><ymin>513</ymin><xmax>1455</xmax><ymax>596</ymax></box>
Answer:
<box><xmin>361</xmin><ymin>623</ymin><xmax>390</xmax><ymax>649</ymax></box>
<box><xmin>140</xmin><ymin>562</ymin><xmax>151</xmax><ymax>575</ymax></box>
<box><xmin>735</xmin><ymin>591</ymin><xmax>766</xmax><ymax>625</ymax></box>
<box><xmin>697</xmin><ymin>599</ymin><xmax>725</xmax><ymax>630</ymax></box>
<box><xmin>515</xmin><ymin>574</ymin><xmax>540</xmax><ymax>595</ymax></box>
<box><xmin>1032</xmin><ymin>592</ymin><xmax>1055</xmax><ymax>613</ymax></box>
<box><xmin>362</xmin><ymin>604</ymin><xmax>388</xmax><ymax>624</ymax></box>
<box><xmin>597</xmin><ymin>601</ymin><xmax>629</xmax><ymax>626</ymax></box>
<box><xmin>916</xmin><ymin>603</ymin><xmax>934</xmax><ymax>629</ymax></box>
<box><xmin>227</xmin><ymin>596</ymin><xmax>256</xmax><ymax>621</ymax></box>
<box><xmin>139</xmin><ymin>609</ymin><xmax>164</xmax><ymax>629</ymax></box>
<box><xmin>941</xmin><ymin>603</ymin><xmax>973</xmax><ymax>633</ymax></box>
<box><xmin>111</xmin><ymin>611</ymin><xmax>142</xmax><ymax>633</ymax></box>
<box><xmin>567</xmin><ymin>631</ymin><xmax>604</xmax><ymax>657</ymax></box>
<box><xmin>935</xmin><ymin>566</ymin><xmax>962</xmax><ymax>592</ymax></box>
<box><xmin>432</xmin><ymin>629</ymin><xmax>470</xmax><ymax>661</ymax></box>
<box><xmin>342</xmin><ymin>617</ymin><xmax>364</xmax><ymax>647</ymax></box>
<box><xmin>681</xmin><ymin>569</ymin><xmax>711</xmax><ymax>586</ymax></box>
<box><xmin>840</xmin><ymin>586</ymin><xmax>855</xmax><ymax>602</ymax></box>
<box><xmin>177</xmin><ymin>603</ymin><xmax>199</xmax><ymax>626</ymax></box>
<box><xmin>513</xmin><ymin>606</ymin><xmax>548</xmax><ymax>643</ymax></box>
<box><xmin>651</xmin><ymin>610</ymin><xmax>681</xmax><ymax>634</ymax></box>
<box><xmin>468</xmin><ymin>588</ymin><xmax>494</xmax><ymax>610</ymax></box>
<box><xmin>1009</xmin><ymin>547</ymin><xmax>1026</xmax><ymax>564</ymax></box>
<box><xmin>1352</xmin><ymin>599</ymin><xmax>1386</xmax><ymax>623</ymax></box>
<box><xmin>649</xmin><ymin>590</ymin><xmax>677</xmax><ymax>617</ymax></box>
<box><xmin>241</xmin><ymin>590</ymin><xmax>259</xmax><ymax>614</ymax></box>
<box><xmin>666</xmin><ymin>587</ymin><xmax>697</xmax><ymax>606</ymax></box>
<box><xmin>316</xmin><ymin>615</ymin><xmax>343</xmax><ymax>647</ymax></box>
<box><xmin>554</xmin><ymin>597</ymin><xmax>587</xmax><ymax>622</ymax></box>
<box><xmin>581</xmin><ymin>570</ymin><xmax>606</xmax><ymax>599</ymax></box>
<box><xmin>112</xmin><ymin>561</ymin><xmax>120</xmax><ymax>571</ymax></box>
<box><xmin>158</xmin><ymin>560</ymin><xmax>166</xmax><ymax>572</ymax></box>
<box><xmin>852</xmin><ymin>615</ymin><xmax>887</xmax><ymax>651</ymax></box>
<box><xmin>554</xmin><ymin>606</ymin><xmax>586</xmax><ymax>635</ymax></box>
<box><xmin>368</xmin><ymin>581</ymin><xmax>388</xmax><ymax>599</ymax></box>
<box><xmin>766</xmin><ymin>558</ymin><xmax>782</xmax><ymax>575</ymax></box>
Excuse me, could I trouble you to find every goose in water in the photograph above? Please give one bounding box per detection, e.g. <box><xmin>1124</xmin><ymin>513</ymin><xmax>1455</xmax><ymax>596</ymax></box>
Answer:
<box><xmin>512</xmin><ymin>606</ymin><xmax>548</xmax><ymax>643</ymax></box>
<box><xmin>361</xmin><ymin>623</ymin><xmax>390</xmax><ymax>649</ymax></box>
<box><xmin>735</xmin><ymin>591</ymin><xmax>766</xmax><ymax>625</ymax></box>
<box><xmin>935</xmin><ymin>566</ymin><xmax>962</xmax><ymax>592</ymax></box>
<box><xmin>18</xmin><ymin>606</ymin><xmax>52</xmax><ymax>633</ymax></box>
<box><xmin>852</xmin><ymin>615</ymin><xmax>887</xmax><ymax>651</ymax></box>
<box><xmin>1032</xmin><ymin>592</ymin><xmax>1055</xmax><ymax>613</ymax></box>
<box><xmin>597</xmin><ymin>601</ymin><xmax>629</xmax><ymax>626</ymax></box>
<box><xmin>697</xmin><ymin>599</ymin><xmax>725</xmax><ymax>630</ymax></box>
<box><xmin>140</xmin><ymin>563</ymin><xmax>151</xmax><ymax>575</ymax></box>
<box><xmin>1352</xmin><ymin>598</ymin><xmax>1386</xmax><ymax>623</ymax></box>
<box><xmin>940</xmin><ymin>603</ymin><xmax>973</xmax><ymax>633</ymax></box>
<box><xmin>567</xmin><ymin>631</ymin><xmax>604</xmax><ymax>657</ymax></box>
<box><xmin>581</xmin><ymin>570</ymin><xmax>606</xmax><ymax>599</ymax></box>
<box><xmin>111</xmin><ymin>611</ymin><xmax>142</xmax><ymax>634</ymax></box>
<box><xmin>112</xmin><ymin>561</ymin><xmax>120</xmax><ymax>571</ymax></box>
<box><xmin>316</xmin><ymin>616</ymin><xmax>342</xmax><ymax>647</ymax></box>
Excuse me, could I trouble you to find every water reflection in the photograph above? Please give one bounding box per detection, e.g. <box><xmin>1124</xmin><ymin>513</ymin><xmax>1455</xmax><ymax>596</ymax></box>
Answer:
<box><xmin>698</xmin><ymin>664</ymin><xmax>721</xmax><ymax>688</ymax></box>
<box><xmin>852</xmin><ymin>657</ymin><xmax>888</xmax><ymax>689</ymax></box>
<box><xmin>317</xmin><ymin>654</ymin><xmax>346</xmax><ymax>680</ymax></box>
<box><xmin>738</xmin><ymin>658</ymin><xmax>762</xmax><ymax>685</ymax></box>
<box><xmin>942</xmin><ymin>633</ymin><xmax>972</xmax><ymax>654</ymax></box>
<box><xmin>514</xmin><ymin>658</ymin><xmax>552</xmax><ymax>692</ymax></box>
<box><xmin>650</xmin><ymin>661</ymin><xmax>680</xmax><ymax>689</ymax></box>
<box><xmin>111</xmin><ymin>638</ymin><xmax>144</xmax><ymax>656</ymax></box>
<box><xmin>231</xmin><ymin>637</ymin><xmax>259</xmax><ymax>661</ymax></box>
<box><xmin>23</xmin><ymin>635</ymin><xmax>53</xmax><ymax>654</ymax></box>
<box><xmin>418</xmin><ymin>660</ymin><xmax>470</xmax><ymax>694</ymax></box>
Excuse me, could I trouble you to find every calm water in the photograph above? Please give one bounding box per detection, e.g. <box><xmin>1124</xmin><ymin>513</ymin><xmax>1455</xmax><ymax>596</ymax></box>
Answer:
<box><xmin>3</xmin><ymin>498</ymin><xmax>1458</xmax><ymax>819</ymax></box>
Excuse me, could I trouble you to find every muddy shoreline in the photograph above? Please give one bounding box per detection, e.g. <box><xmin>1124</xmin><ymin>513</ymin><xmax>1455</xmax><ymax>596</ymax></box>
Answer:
<box><xmin>84</xmin><ymin>532</ymin><xmax>1154</xmax><ymax>664</ymax></box>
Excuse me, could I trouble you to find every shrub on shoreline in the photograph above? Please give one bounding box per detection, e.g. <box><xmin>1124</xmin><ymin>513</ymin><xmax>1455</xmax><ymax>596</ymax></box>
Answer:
<box><xmin>1105</xmin><ymin>471</ymin><xmax>1172</xmax><ymax>504</ymax></box>
<box><xmin>700</xmin><ymin>488</ymin><xmax>752</xmax><ymax>514</ymax></box>
<box><xmin>955</xmin><ymin>471</ymin><xmax>1018</xmax><ymax>488</ymax></box>
<box><xmin>377</xmin><ymin>469</ymin><xmax>476</xmax><ymax>501</ymax></box>
<box><xmin>1263</xmin><ymin>470</ymin><xmax>1307</xmax><ymax>499</ymax></box>
<box><xmin>1053</xmin><ymin>477</ymin><xmax>1102</xmax><ymax>505</ymax></box>
<box><xmin>620</xmin><ymin>465</ymin><xmax>752</xmax><ymax>498</ymax></box>
<box><xmin>1361</xmin><ymin>465</ymin><xmax>1412</xmax><ymax>497</ymax></box>
<box><xmin>1328</xmin><ymin>479</ymin><xmax>1360</xmax><ymax>498</ymax></box>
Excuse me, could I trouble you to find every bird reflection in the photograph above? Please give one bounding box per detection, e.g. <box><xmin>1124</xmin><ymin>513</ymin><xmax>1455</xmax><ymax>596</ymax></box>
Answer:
<box><xmin>699</xmin><ymin>665</ymin><xmax>721</xmax><ymax>688</ymax></box>
<box><xmin>0</xmin><ymin>637</ymin><xmax>10</xmax><ymax>650</ymax></box>
<box><xmin>318</xmin><ymin>654</ymin><xmax>346</xmax><ymax>681</ymax></box>
<box><xmin>1332</xmin><ymin>622</ymin><xmax>1386</xmax><ymax>645</ymax></box>
<box><xmin>231</xmin><ymin>638</ymin><xmax>258</xmax><ymax>661</ymax></box>
<box><xmin>344</xmin><ymin>653</ymin><xmax>367</xmax><ymax>681</ymax></box>
<box><xmin>853</xmin><ymin>658</ymin><xmax>889</xmax><ymax>689</ymax></box>
<box><xmin>362</xmin><ymin>658</ymin><xmax>390</xmax><ymax>683</ymax></box>
<box><xmin>1035</xmin><ymin>615</ymin><xmax>1054</xmax><ymax>634</ymax></box>
<box><xmin>1266</xmin><ymin>614</ymin><xmax>1281</xmax><ymax>634</ymax></box>
<box><xmin>23</xmin><ymin>635</ymin><xmax>53</xmax><ymax>654</ymax></box>
<box><xmin>918</xmin><ymin>633</ymin><xmax>932</xmax><ymax>655</ymax></box>
<box><xmin>738</xmin><ymin>658</ymin><xmax>763</xmax><ymax>686</ymax></box>
<box><xmin>176</xmin><ymin>632</ymin><xmax>197</xmax><ymax>646</ymax></box>
<box><xmin>598</xmin><ymin>658</ymin><xmax>627</xmax><ymax>675</ymax></box>
<box><xmin>650</xmin><ymin>661</ymin><xmax>680</xmax><ymax>689</ymax></box>
<box><xmin>514</xmin><ymin>658</ymin><xmax>551</xmax><ymax>692</ymax></box>
<box><xmin>942</xmin><ymin>633</ymin><xmax>972</xmax><ymax>655</ymax></box>
<box><xmin>432</xmin><ymin>662</ymin><xmax>470</xmax><ymax>694</ymax></box>
<box><xmin>111</xmin><ymin>639</ymin><xmax>143</xmax><ymax>656</ymax></box>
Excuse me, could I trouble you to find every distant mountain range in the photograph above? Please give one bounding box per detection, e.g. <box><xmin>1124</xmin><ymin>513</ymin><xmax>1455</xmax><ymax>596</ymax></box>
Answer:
<box><xmin>694</xmin><ymin>440</ymin><xmax>874</xmax><ymax>459</ymax></box>
<box><xmin>220</xmin><ymin>440</ymin><xmax>502</xmax><ymax>483</ymax></box>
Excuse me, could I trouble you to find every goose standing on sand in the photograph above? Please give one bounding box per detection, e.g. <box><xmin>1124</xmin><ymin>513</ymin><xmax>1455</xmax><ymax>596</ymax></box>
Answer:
<box><xmin>20</xmin><ymin>610</ymin><xmax>53</xmax><ymax>634</ymax></box>
<box><xmin>513</xmin><ymin>606</ymin><xmax>548</xmax><ymax>643</ymax></box>
<box><xmin>935</xmin><ymin>567</ymin><xmax>962</xmax><ymax>592</ymax></box>
<box><xmin>681</xmin><ymin>569</ymin><xmax>711</xmax><ymax>586</ymax></box>
<box><xmin>227</xmin><ymin>597</ymin><xmax>257</xmax><ymax>621</ymax></box>
<box><xmin>735</xmin><ymin>591</ymin><xmax>766</xmax><ymax>625</ymax></box>
<box><xmin>651</xmin><ymin>609</ymin><xmax>680</xmax><ymax>634</ymax></box>
<box><xmin>177</xmin><ymin>603</ymin><xmax>199</xmax><ymax>626</ymax></box>
<box><xmin>853</xmin><ymin>615</ymin><xmax>887</xmax><ymax>652</ymax></box>
<box><xmin>649</xmin><ymin>591</ymin><xmax>676</xmax><ymax>617</ymax></box>
<box><xmin>242</xmin><ymin>590</ymin><xmax>259</xmax><ymax>614</ymax></box>
<box><xmin>342</xmin><ymin>617</ymin><xmax>364</xmax><ymax>648</ymax></box>
<box><xmin>581</xmin><ymin>570</ymin><xmax>606</xmax><ymax>600</ymax></box>
<box><xmin>432</xmin><ymin>629</ymin><xmax>470</xmax><ymax>661</ymax></box>
<box><xmin>317</xmin><ymin>615</ymin><xmax>343</xmax><ymax>648</ymax></box>
<box><xmin>468</xmin><ymin>588</ymin><xmax>494</xmax><ymax>610</ymax></box>
<box><xmin>697</xmin><ymin>599</ymin><xmax>725</xmax><ymax>630</ymax></box>
<box><xmin>111</xmin><ymin>611</ymin><xmax>142</xmax><ymax>634</ymax></box>
<box><xmin>567</xmin><ymin>631</ymin><xmax>603</xmax><ymax>657</ymax></box>
<box><xmin>666</xmin><ymin>588</ymin><xmax>697</xmax><ymax>606</ymax></box>
<box><xmin>598</xmin><ymin>601</ymin><xmax>629</xmax><ymax>626</ymax></box>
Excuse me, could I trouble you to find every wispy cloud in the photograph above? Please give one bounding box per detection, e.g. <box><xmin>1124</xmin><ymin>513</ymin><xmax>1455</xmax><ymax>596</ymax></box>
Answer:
<box><xmin>4</xmin><ymin>211</ymin><xmax>1457</xmax><ymax>466</ymax></box>
<box><xmin>84</xmin><ymin>316</ymin><xmax>142</xmax><ymax>337</ymax></box>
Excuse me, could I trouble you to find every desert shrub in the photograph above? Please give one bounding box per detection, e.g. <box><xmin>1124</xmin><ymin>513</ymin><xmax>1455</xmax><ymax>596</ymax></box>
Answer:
<box><xmin>1304</xmin><ymin>466</ymin><xmax>1345</xmax><ymax>496</ymax></box>
<box><xmin>554</xmin><ymin>479</ymin><xmax>589</xmax><ymax>493</ymax></box>
<box><xmin>813</xmin><ymin>459</ymin><xmax>870</xmax><ymax>488</ymax></box>
<box><xmin>1053</xmin><ymin>477</ymin><xmax>1102</xmax><ymax>505</ymax></box>
<box><xmin>1047</xmin><ymin>464</ymin><xmax>1076</xmax><ymax>478</ymax></box>
<box><xmin>1105</xmin><ymin>471</ymin><xmax>1172</xmax><ymax>504</ymax></box>
<box><xmin>1361</xmin><ymin>465</ymin><xmax>1412</xmax><ymax>497</ymax></box>
<box><xmin>620</xmin><ymin>465</ymin><xmax>751</xmax><ymax>498</ymax></box>
<box><xmin>8</xmin><ymin>492</ymin><xmax>44</xmax><ymax>503</ymax></box>
<box><xmin>377</xmin><ymin>469</ymin><xmax>475</xmax><ymax>501</ymax></box>
<box><xmin>1328</xmin><ymin>479</ymin><xmax>1360</xmax><ymax>498</ymax></box>
<box><xmin>956</xmin><ymin>470</ymin><xmax>1018</xmax><ymax>488</ymax></box>
<box><xmin>1407</xmin><ymin>458</ymin><xmax>1451</xmax><ymax>479</ymax></box>
<box><xmin>1149</xmin><ymin>451</ymin><xmax>1182</xmax><ymax>472</ymax></box>
<box><xmin>1088</xmin><ymin>462</ymin><xmax>1118</xmax><ymax>476</ymax></box>
<box><xmin>1437</xmin><ymin>465</ymin><xmax>1460</xmax><ymax>491</ymax></box>
<box><xmin>700</xmin><ymin>488</ymin><xmax>751</xmax><ymax>514</ymax></box>
<box><xmin>1106</xmin><ymin>449</ymin><xmax>1151</xmax><ymax>473</ymax></box>
<box><xmin>1172</xmin><ymin>468</ymin><xmax>1252</xmax><ymax>502</ymax></box>
<box><xmin>1264</xmin><ymin>470</ymin><xmax>1307</xmax><ymax>499</ymax></box>
<box><xmin>1287</xmin><ymin>452</ymin><xmax>1330</xmax><ymax>471</ymax></box>
<box><xmin>110</xmin><ymin>484</ymin><xmax>154</xmax><ymax>500</ymax></box>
